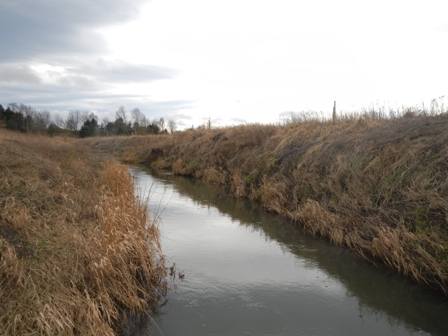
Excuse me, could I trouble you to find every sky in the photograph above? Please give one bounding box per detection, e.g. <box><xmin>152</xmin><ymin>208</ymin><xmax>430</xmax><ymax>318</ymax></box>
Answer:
<box><xmin>1</xmin><ymin>0</ymin><xmax>448</xmax><ymax>129</ymax></box>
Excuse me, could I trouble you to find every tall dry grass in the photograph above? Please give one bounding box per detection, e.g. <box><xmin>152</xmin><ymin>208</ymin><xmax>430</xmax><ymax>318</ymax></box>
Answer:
<box><xmin>0</xmin><ymin>130</ymin><xmax>166</xmax><ymax>335</ymax></box>
<box><xmin>81</xmin><ymin>111</ymin><xmax>448</xmax><ymax>295</ymax></box>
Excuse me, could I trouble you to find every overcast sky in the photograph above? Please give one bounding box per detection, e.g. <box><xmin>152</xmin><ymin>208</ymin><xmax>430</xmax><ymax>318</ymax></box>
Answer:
<box><xmin>1</xmin><ymin>0</ymin><xmax>447</xmax><ymax>128</ymax></box>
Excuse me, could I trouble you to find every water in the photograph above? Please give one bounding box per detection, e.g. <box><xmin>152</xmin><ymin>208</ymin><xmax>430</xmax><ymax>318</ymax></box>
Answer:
<box><xmin>129</xmin><ymin>167</ymin><xmax>448</xmax><ymax>336</ymax></box>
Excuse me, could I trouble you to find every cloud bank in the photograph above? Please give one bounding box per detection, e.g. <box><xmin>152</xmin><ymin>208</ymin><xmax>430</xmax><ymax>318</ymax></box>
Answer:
<box><xmin>0</xmin><ymin>0</ymin><xmax>190</xmax><ymax>124</ymax></box>
<box><xmin>0</xmin><ymin>0</ymin><xmax>148</xmax><ymax>62</ymax></box>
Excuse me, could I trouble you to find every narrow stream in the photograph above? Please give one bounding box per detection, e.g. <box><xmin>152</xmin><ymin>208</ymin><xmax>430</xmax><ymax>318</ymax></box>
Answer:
<box><xmin>130</xmin><ymin>167</ymin><xmax>448</xmax><ymax>336</ymax></box>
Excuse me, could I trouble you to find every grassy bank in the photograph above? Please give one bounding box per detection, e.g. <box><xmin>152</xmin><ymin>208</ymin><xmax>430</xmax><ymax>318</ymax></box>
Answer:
<box><xmin>83</xmin><ymin>112</ymin><xmax>448</xmax><ymax>295</ymax></box>
<box><xmin>0</xmin><ymin>130</ymin><xmax>166</xmax><ymax>335</ymax></box>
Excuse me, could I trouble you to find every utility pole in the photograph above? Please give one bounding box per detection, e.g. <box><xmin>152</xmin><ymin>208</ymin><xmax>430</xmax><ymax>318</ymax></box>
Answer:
<box><xmin>332</xmin><ymin>101</ymin><xmax>337</xmax><ymax>122</ymax></box>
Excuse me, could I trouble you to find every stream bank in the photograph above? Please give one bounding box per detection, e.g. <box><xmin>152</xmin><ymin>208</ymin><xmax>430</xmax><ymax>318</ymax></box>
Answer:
<box><xmin>0</xmin><ymin>130</ymin><xmax>166</xmax><ymax>335</ymax></box>
<box><xmin>84</xmin><ymin>114</ymin><xmax>448</xmax><ymax>295</ymax></box>
<box><xmin>131</xmin><ymin>166</ymin><xmax>448</xmax><ymax>336</ymax></box>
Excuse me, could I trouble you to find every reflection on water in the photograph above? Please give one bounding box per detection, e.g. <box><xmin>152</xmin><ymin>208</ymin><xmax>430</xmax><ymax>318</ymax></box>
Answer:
<box><xmin>130</xmin><ymin>167</ymin><xmax>448</xmax><ymax>336</ymax></box>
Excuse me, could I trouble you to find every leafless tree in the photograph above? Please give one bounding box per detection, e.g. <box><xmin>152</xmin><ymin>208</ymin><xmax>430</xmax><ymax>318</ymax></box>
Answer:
<box><xmin>131</xmin><ymin>108</ymin><xmax>143</xmax><ymax>134</ymax></box>
<box><xmin>8</xmin><ymin>102</ymin><xmax>19</xmax><ymax>112</ymax></box>
<box><xmin>89</xmin><ymin>112</ymin><xmax>98</xmax><ymax>122</ymax></box>
<box><xmin>79</xmin><ymin>111</ymin><xmax>90</xmax><ymax>125</ymax></box>
<box><xmin>36</xmin><ymin>110</ymin><xmax>52</xmax><ymax>130</ymax></box>
<box><xmin>140</xmin><ymin>116</ymin><xmax>148</xmax><ymax>128</ymax></box>
<box><xmin>66</xmin><ymin>110</ymin><xmax>81</xmax><ymax>131</ymax></box>
<box><xmin>131</xmin><ymin>108</ymin><xmax>142</xmax><ymax>124</ymax></box>
<box><xmin>158</xmin><ymin>117</ymin><xmax>165</xmax><ymax>132</ymax></box>
<box><xmin>116</xmin><ymin>106</ymin><xmax>127</xmax><ymax>124</ymax></box>
<box><xmin>25</xmin><ymin>105</ymin><xmax>35</xmax><ymax>131</ymax></box>
<box><xmin>102</xmin><ymin>117</ymin><xmax>110</xmax><ymax>125</ymax></box>
<box><xmin>167</xmin><ymin>119</ymin><xmax>177</xmax><ymax>134</ymax></box>
<box><xmin>53</xmin><ymin>114</ymin><xmax>66</xmax><ymax>128</ymax></box>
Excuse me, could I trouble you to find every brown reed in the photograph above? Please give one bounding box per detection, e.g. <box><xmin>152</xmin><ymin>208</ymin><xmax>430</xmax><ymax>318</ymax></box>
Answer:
<box><xmin>0</xmin><ymin>130</ymin><xmax>166</xmax><ymax>335</ymax></box>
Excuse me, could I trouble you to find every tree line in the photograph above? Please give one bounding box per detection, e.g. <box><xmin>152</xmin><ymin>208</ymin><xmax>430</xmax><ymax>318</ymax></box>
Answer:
<box><xmin>0</xmin><ymin>103</ymin><xmax>177</xmax><ymax>137</ymax></box>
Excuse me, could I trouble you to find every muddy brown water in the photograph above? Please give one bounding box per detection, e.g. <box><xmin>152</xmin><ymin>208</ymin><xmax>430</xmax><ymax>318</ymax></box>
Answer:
<box><xmin>129</xmin><ymin>167</ymin><xmax>448</xmax><ymax>336</ymax></box>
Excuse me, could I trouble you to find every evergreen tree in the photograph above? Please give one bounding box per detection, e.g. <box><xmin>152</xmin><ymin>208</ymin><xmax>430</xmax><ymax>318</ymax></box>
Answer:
<box><xmin>146</xmin><ymin>122</ymin><xmax>160</xmax><ymax>134</ymax></box>
<box><xmin>0</xmin><ymin>104</ymin><xmax>4</xmax><ymax>127</ymax></box>
<box><xmin>3</xmin><ymin>107</ymin><xmax>26</xmax><ymax>132</ymax></box>
<box><xmin>79</xmin><ymin>118</ymin><xmax>98</xmax><ymax>138</ymax></box>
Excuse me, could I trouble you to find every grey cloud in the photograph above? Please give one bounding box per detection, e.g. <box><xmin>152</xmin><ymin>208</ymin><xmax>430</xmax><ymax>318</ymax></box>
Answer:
<box><xmin>0</xmin><ymin>83</ymin><xmax>193</xmax><ymax>107</ymax></box>
<box><xmin>79</xmin><ymin>60</ymin><xmax>179</xmax><ymax>83</ymax></box>
<box><xmin>0</xmin><ymin>64</ymin><xmax>41</xmax><ymax>84</ymax></box>
<box><xmin>0</xmin><ymin>82</ymin><xmax>196</xmax><ymax>118</ymax></box>
<box><xmin>0</xmin><ymin>85</ymin><xmax>102</xmax><ymax>110</ymax></box>
<box><xmin>0</xmin><ymin>59</ymin><xmax>177</xmax><ymax>91</ymax></box>
<box><xmin>0</xmin><ymin>0</ymin><xmax>149</xmax><ymax>62</ymax></box>
<box><xmin>0</xmin><ymin>0</ymin><xmax>185</xmax><ymax>116</ymax></box>
<box><xmin>56</xmin><ymin>74</ymin><xmax>96</xmax><ymax>89</ymax></box>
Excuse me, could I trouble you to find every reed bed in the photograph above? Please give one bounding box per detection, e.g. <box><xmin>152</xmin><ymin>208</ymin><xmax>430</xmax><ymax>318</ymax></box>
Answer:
<box><xmin>81</xmin><ymin>111</ymin><xmax>448</xmax><ymax>295</ymax></box>
<box><xmin>0</xmin><ymin>130</ymin><xmax>166</xmax><ymax>335</ymax></box>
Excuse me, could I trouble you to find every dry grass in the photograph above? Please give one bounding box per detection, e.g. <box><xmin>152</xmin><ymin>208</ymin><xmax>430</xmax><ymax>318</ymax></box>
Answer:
<box><xmin>81</xmin><ymin>112</ymin><xmax>448</xmax><ymax>295</ymax></box>
<box><xmin>0</xmin><ymin>130</ymin><xmax>166</xmax><ymax>335</ymax></box>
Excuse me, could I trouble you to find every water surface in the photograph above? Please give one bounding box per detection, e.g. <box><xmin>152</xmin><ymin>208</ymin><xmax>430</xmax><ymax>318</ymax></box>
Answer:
<box><xmin>130</xmin><ymin>167</ymin><xmax>448</xmax><ymax>336</ymax></box>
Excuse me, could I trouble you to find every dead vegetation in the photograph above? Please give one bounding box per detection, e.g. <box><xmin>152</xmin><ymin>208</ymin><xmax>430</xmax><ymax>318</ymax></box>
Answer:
<box><xmin>81</xmin><ymin>111</ymin><xmax>448</xmax><ymax>295</ymax></box>
<box><xmin>0</xmin><ymin>130</ymin><xmax>166</xmax><ymax>335</ymax></box>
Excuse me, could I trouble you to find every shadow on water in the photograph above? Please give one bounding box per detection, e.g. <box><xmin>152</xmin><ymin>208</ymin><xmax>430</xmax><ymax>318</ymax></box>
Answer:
<box><xmin>136</xmin><ymin>167</ymin><xmax>448</xmax><ymax>336</ymax></box>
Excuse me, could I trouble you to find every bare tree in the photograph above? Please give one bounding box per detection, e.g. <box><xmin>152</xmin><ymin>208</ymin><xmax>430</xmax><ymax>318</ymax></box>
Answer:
<box><xmin>89</xmin><ymin>112</ymin><xmax>98</xmax><ymax>122</ymax></box>
<box><xmin>66</xmin><ymin>110</ymin><xmax>81</xmax><ymax>131</ymax></box>
<box><xmin>36</xmin><ymin>110</ymin><xmax>52</xmax><ymax>130</ymax></box>
<box><xmin>131</xmin><ymin>108</ymin><xmax>142</xmax><ymax>124</ymax></box>
<box><xmin>116</xmin><ymin>106</ymin><xmax>127</xmax><ymax>124</ymax></box>
<box><xmin>158</xmin><ymin>117</ymin><xmax>165</xmax><ymax>132</ymax></box>
<box><xmin>53</xmin><ymin>114</ymin><xmax>65</xmax><ymax>128</ymax></box>
<box><xmin>102</xmin><ymin>117</ymin><xmax>110</xmax><ymax>125</ymax></box>
<box><xmin>140</xmin><ymin>115</ymin><xmax>148</xmax><ymax>128</ymax></box>
<box><xmin>167</xmin><ymin>119</ymin><xmax>177</xmax><ymax>134</ymax></box>
<box><xmin>18</xmin><ymin>103</ymin><xmax>35</xmax><ymax>131</ymax></box>
<box><xmin>131</xmin><ymin>108</ymin><xmax>143</xmax><ymax>134</ymax></box>
<box><xmin>8</xmin><ymin>102</ymin><xmax>19</xmax><ymax>112</ymax></box>
<box><xmin>79</xmin><ymin>111</ymin><xmax>90</xmax><ymax>125</ymax></box>
<box><xmin>43</xmin><ymin>110</ymin><xmax>52</xmax><ymax>128</ymax></box>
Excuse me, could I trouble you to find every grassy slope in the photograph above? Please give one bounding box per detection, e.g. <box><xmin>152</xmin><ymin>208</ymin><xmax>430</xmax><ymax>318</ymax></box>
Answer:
<box><xmin>0</xmin><ymin>130</ymin><xmax>166</xmax><ymax>335</ymax></box>
<box><xmin>84</xmin><ymin>114</ymin><xmax>448</xmax><ymax>295</ymax></box>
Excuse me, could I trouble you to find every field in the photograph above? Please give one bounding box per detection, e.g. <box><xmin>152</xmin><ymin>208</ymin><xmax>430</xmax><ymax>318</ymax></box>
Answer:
<box><xmin>0</xmin><ymin>130</ymin><xmax>166</xmax><ymax>335</ymax></box>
